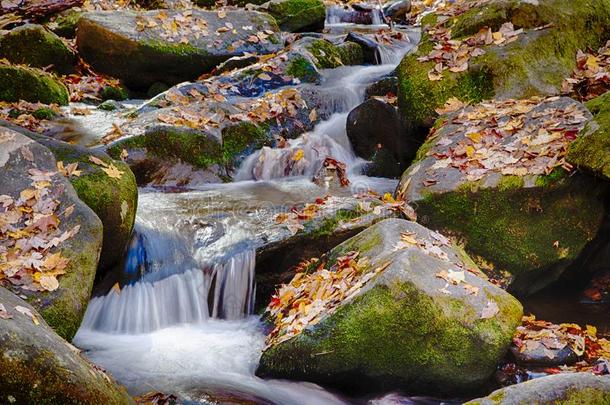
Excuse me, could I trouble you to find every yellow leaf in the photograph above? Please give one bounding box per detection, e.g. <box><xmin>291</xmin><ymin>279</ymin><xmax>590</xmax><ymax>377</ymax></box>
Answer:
<box><xmin>466</xmin><ymin>145</ymin><xmax>475</xmax><ymax>158</ymax></box>
<box><xmin>88</xmin><ymin>155</ymin><xmax>107</xmax><ymax>167</ymax></box>
<box><xmin>466</xmin><ymin>132</ymin><xmax>482</xmax><ymax>143</ymax></box>
<box><xmin>39</xmin><ymin>275</ymin><xmax>59</xmax><ymax>292</ymax></box>
<box><xmin>293</xmin><ymin>149</ymin><xmax>304</xmax><ymax>161</ymax></box>
<box><xmin>102</xmin><ymin>164</ymin><xmax>124</xmax><ymax>179</ymax></box>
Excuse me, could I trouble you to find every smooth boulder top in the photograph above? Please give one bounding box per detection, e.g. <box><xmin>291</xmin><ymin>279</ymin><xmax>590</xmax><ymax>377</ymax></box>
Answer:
<box><xmin>76</xmin><ymin>9</ymin><xmax>283</xmax><ymax>89</ymax></box>
<box><xmin>398</xmin><ymin>96</ymin><xmax>592</xmax><ymax>202</ymax></box>
<box><xmin>466</xmin><ymin>372</ymin><xmax>610</xmax><ymax>404</ymax></box>
<box><xmin>0</xmin><ymin>287</ymin><xmax>133</xmax><ymax>405</ymax></box>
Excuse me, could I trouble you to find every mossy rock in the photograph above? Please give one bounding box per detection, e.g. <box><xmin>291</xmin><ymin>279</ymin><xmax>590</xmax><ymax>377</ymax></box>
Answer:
<box><xmin>76</xmin><ymin>9</ymin><xmax>282</xmax><ymax>90</ymax></box>
<box><xmin>257</xmin><ymin>219</ymin><xmax>523</xmax><ymax>395</ymax></box>
<box><xmin>568</xmin><ymin>92</ymin><xmax>610</xmax><ymax>180</ymax></box>
<box><xmin>0</xmin><ymin>287</ymin><xmax>133</xmax><ymax>405</ymax></box>
<box><xmin>0</xmin><ymin>24</ymin><xmax>77</xmax><ymax>75</ymax></box>
<box><xmin>50</xmin><ymin>9</ymin><xmax>83</xmax><ymax>38</ymax></box>
<box><xmin>396</xmin><ymin>97</ymin><xmax>608</xmax><ymax>295</ymax></box>
<box><xmin>0</xmin><ymin>127</ymin><xmax>103</xmax><ymax>341</ymax></box>
<box><xmin>0</xmin><ymin>64</ymin><xmax>69</xmax><ymax>105</ymax></box>
<box><xmin>397</xmin><ymin>0</ymin><xmax>610</xmax><ymax>128</ymax></box>
<box><xmin>465</xmin><ymin>372</ymin><xmax>610</xmax><ymax>405</ymax></box>
<box><xmin>1</xmin><ymin>120</ymin><xmax>138</xmax><ymax>277</ymax></box>
<box><xmin>258</xmin><ymin>0</ymin><xmax>326</xmax><ymax>33</ymax></box>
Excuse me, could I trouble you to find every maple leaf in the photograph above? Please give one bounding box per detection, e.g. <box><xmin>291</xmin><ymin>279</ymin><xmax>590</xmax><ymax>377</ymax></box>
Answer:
<box><xmin>102</xmin><ymin>164</ymin><xmax>124</xmax><ymax>179</ymax></box>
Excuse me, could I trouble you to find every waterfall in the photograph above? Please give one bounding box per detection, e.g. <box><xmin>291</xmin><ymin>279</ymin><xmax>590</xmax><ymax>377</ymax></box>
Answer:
<box><xmin>79</xmin><ymin>249</ymin><xmax>256</xmax><ymax>334</ymax></box>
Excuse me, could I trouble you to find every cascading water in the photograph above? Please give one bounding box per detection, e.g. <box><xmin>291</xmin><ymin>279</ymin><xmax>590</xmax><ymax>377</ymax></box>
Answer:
<box><xmin>74</xmin><ymin>23</ymin><xmax>420</xmax><ymax>405</ymax></box>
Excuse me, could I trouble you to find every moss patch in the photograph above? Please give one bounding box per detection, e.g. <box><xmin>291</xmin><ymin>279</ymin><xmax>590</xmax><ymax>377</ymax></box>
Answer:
<box><xmin>418</xmin><ymin>174</ymin><xmax>605</xmax><ymax>294</ymax></box>
<box><xmin>568</xmin><ymin>92</ymin><xmax>610</xmax><ymax>180</ymax></box>
<box><xmin>0</xmin><ymin>65</ymin><xmax>69</xmax><ymax>105</ymax></box>
<box><xmin>265</xmin><ymin>0</ymin><xmax>325</xmax><ymax>33</ymax></box>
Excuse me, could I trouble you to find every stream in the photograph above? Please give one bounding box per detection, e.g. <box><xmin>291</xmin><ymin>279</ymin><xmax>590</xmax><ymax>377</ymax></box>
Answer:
<box><xmin>68</xmin><ymin>21</ymin><xmax>431</xmax><ymax>405</ymax></box>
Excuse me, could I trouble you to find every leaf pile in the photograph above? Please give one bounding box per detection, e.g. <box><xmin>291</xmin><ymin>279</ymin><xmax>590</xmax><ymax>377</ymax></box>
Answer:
<box><xmin>0</xmin><ymin>153</ymin><xmax>79</xmax><ymax>293</ymax></box>
<box><xmin>275</xmin><ymin>192</ymin><xmax>415</xmax><ymax>236</ymax></box>
<box><xmin>513</xmin><ymin>315</ymin><xmax>610</xmax><ymax>375</ymax></box>
<box><xmin>417</xmin><ymin>96</ymin><xmax>588</xmax><ymax>183</ymax></box>
<box><xmin>562</xmin><ymin>40</ymin><xmax>610</xmax><ymax>101</ymax></box>
<box><xmin>0</xmin><ymin>100</ymin><xmax>62</xmax><ymax>133</ymax></box>
<box><xmin>419</xmin><ymin>22</ymin><xmax>522</xmax><ymax>81</ymax></box>
<box><xmin>265</xmin><ymin>250</ymin><xmax>390</xmax><ymax>347</ymax></box>
<box><xmin>62</xmin><ymin>74</ymin><xmax>123</xmax><ymax>102</ymax></box>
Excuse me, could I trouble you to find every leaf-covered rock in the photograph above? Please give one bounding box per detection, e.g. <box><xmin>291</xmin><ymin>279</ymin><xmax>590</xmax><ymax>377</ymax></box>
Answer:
<box><xmin>397</xmin><ymin>0</ymin><xmax>610</xmax><ymax>128</ymax></box>
<box><xmin>396</xmin><ymin>96</ymin><xmax>607</xmax><ymax>295</ymax></box>
<box><xmin>257</xmin><ymin>218</ymin><xmax>523</xmax><ymax>395</ymax></box>
<box><xmin>0</xmin><ymin>127</ymin><xmax>103</xmax><ymax>340</ymax></box>
<box><xmin>0</xmin><ymin>63</ymin><xmax>69</xmax><ymax>105</ymax></box>
<box><xmin>76</xmin><ymin>9</ymin><xmax>282</xmax><ymax>90</ymax></box>
<box><xmin>1</xmin><ymin>121</ymin><xmax>138</xmax><ymax>275</ymax></box>
<box><xmin>0</xmin><ymin>286</ymin><xmax>133</xmax><ymax>405</ymax></box>
<box><xmin>0</xmin><ymin>24</ymin><xmax>77</xmax><ymax>75</ymax></box>
<box><xmin>465</xmin><ymin>373</ymin><xmax>610</xmax><ymax>405</ymax></box>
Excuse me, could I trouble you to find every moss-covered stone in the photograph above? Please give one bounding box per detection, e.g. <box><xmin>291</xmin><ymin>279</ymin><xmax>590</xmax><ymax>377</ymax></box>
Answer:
<box><xmin>0</xmin><ymin>64</ymin><xmax>69</xmax><ymax>105</ymax></box>
<box><xmin>0</xmin><ymin>127</ymin><xmax>103</xmax><ymax>341</ymax></box>
<box><xmin>50</xmin><ymin>9</ymin><xmax>83</xmax><ymax>38</ymax></box>
<box><xmin>258</xmin><ymin>219</ymin><xmax>523</xmax><ymax>395</ymax></box>
<box><xmin>0</xmin><ymin>24</ymin><xmax>77</xmax><ymax>75</ymax></box>
<box><xmin>100</xmin><ymin>84</ymin><xmax>129</xmax><ymax>101</ymax></box>
<box><xmin>221</xmin><ymin>122</ymin><xmax>271</xmax><ymax>165</ymax></box>
<box><xmin>465</xmin><ymin>372</ymin><xmax>610</xmax><ymax>405</ymax></box>
<box><xmin>568</xmin><ymin>92</ymin><xmax>610</xmax><ymax>180</ymax></box>
<box><xmin>259</xmin><ymin>0</ymin><xmax>325</xmax><ymax>33</ymax></box>
<box><xmin>76</xmin><ymin>9</ymin><xmax>282</xmax><ymax>90</ymax></box>
<box><xmin>1</xmin><ymin>120</ymin><xmax>138</xmax><ymax>277</ymax></box>
<box><xmin>397</xmin><ymin>0</ymin><xmax>610</xmax><ymax>128</ymax></box>
<box><xmin>0</xmin><ymin>287</ymin><xmax>133</xmax><ymax>405</ymax></box>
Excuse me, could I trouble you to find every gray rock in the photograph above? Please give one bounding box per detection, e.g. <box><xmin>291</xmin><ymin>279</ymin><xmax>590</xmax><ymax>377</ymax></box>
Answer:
<box><xmin>0</xmin><ymin>127</ymin><xmax>103</xmax><ymax>340</ymax></box>
<box><xmin>465</xmin><ymin>373</ymin><xmax>610</xmax><ymax>405</ymax></box>
<box><xmin>76</xmin><ymin>9</ymin><xmax>282</xmax><ymax>90</ymax></box>
<box><xmin>257</xmin><ymin>218</ymin><xmax>523</xmax><ymax>395</ymax></box>
<box><xmin>0</xmin><ymin>286</ymin><xmax>133</xmax><ymax>405</ymax></box>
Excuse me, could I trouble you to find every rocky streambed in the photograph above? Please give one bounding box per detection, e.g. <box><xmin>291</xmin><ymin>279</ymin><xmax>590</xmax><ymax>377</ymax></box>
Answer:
<box><xmin>2</xmin><ymin>0</ymin><xmax>610</xmax><ymax>404</ymax></box>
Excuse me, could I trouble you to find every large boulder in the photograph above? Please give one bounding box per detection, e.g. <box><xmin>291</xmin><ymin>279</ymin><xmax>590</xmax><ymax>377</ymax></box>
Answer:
<box><xmin>256</xmin><ymin>0</ymin><xmax>326</xmax><ymax>33</ymax></box>
<box><xmin>466</xmin><ymin>373</ymin><xmax>610</xmax><ymax>404</ymax></box>
<box><xmin>0</xmin><ymin>287</ymin><xmax>133</xmax><ymax>405</ymax></box>
<box><xmin>0</xmin><ymin>63</ymin><xmax>69</xmax><ymax>105</ymax></box>
<box><xmin>397</xmin><ymin>0</ymin><xmax>610</xmax><ymax>128</ymax></box>
<box><xmin>568</xmin><ymin>91</ymin><xmax>610</xmax><ymax>180</ymax></box>
<box><xmin>0</xmin><ymin>24</ymin><xmax>77</xmax><ymax>75</ymax></box>
<box><xmin>257</xmin><ymin>218</ymin><xmax>523</xmax><ymax>395</ymax></box>
<box><xmin>346</xmin><ymin>98</ymin><xmax>415</xmax><ymax>177</ymax></box>
<box><xmin>0</xmin><ymin>127</ymin><xmax>103</xmax><ymax>340</ymax></box>
<box><xmin>1</xmin><ymin>121</ymin><xmax>138</xmax><ymax>275</ymax></box>
<box><xmin>76</xmin><ymin>9</ymin><xmax>283</xmax><ymax>90</ymax></box>
<box><xmin>396</xmin><ymin>96</ymin><xmax>607</xmax><ymax>295</ymax></box>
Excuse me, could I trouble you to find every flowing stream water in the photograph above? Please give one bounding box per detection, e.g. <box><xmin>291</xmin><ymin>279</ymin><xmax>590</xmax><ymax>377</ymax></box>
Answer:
<box><xmin>73</xmin><ymin>25</ymin><xmax>423</xmax><ymax>404</ymax></box>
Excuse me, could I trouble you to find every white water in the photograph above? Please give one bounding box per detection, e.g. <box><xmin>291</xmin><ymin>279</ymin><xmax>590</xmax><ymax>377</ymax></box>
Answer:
<box><xmin>235</xmin><ymin>41</ymin><xmax>414</xmax><ymax>183</ymax></box>
<box><xmin>74</xmin><ymin>26</ymin><xmax>419</xmax><ymax>405</ymax></box>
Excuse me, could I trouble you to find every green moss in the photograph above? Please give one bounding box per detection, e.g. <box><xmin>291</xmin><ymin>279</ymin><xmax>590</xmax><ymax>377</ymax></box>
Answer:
<box><xmin>100</xmin><ymin>85</ymin><xmax>128</xmax><ymax>101</ymax></box>
<box><xmin>306</xmin><ymin>209</ymin><xmax>361</xmax><ymax>238</ymax></box>
<box><xmin>497</xmin><ymin>175</ymin><xmax>524</xmax><ymax>191</ymax></box>
<box><xmin>306</xmin><ymin>39</ymin><xmax>346</xmax><ymax>69</ymax></box>
<box><xmin>0</xmin><ymin>24</ymin><xmax>76</xmax><ymax>75</ymax></box>
<box><xmin>535</xmin><ymin>167</ymin><xmax>567</xmax><ymax>187</ymax></box>
<box><xmin>33</xmin><ymin>107</ymin><xmax>57</xmax><ymax>120</ymax></box>
<box><xmin>568</xmin><ymin>92</ymin><xmax>610</xmax><ymax>179</ymax></box>
<box><xmin>0</xmin><ymin>65</ymin><xmax>69</xmax><ymax>105</ymax></box>
<box><xmin>221</xmin><ymin>122</ymin><xmax>270</xmax><ymax>165</ymax></box>
<box><xmin>141</xmin><ymin>40</ymin><xmax>203</xmax><ymax>56</ymax></box>
<box><xmin>286</xmin><ymin>56</ymin><xmax>318</xmax><ymax>82</ymax></box>
<box><xmin>51</xmin><ymin>10</ymin><xmax>83</xmax><ymax>38</ymax></box>
<box><xmin>418</xmin><ymin>174</ymin><xmax>605</xmax><ymax>293</ymax></box>
<box><xmin>559</xmin><ymin>387</ymin><xmax>610</xmax><ymax>405</ymax></box>
<box><xmin>336</xmin><ymin>42</ymin><xmax>364</xmax><ymax>66</ymax></box>
<box><xmin>266</xmin><ymin>0</ymin><xmax>325</xmax><ymax>32</ymax></box>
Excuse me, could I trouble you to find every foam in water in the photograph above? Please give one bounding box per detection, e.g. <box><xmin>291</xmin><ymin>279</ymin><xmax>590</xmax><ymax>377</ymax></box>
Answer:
<box><xmin>80</xmin><ymin>249</ymin><xmax>256</xmax><ymax>334</ymax></box>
